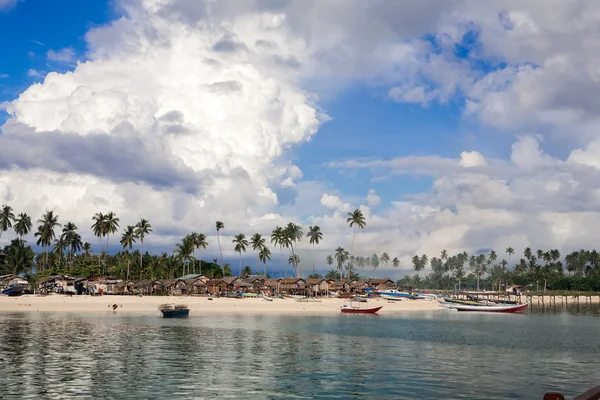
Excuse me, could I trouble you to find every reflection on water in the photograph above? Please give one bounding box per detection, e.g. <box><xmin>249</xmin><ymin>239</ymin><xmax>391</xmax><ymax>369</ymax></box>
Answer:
<box><xmin>0</xmin><ymin>311</ymin><xmax>598</xmax><ymax>399</ymax></box>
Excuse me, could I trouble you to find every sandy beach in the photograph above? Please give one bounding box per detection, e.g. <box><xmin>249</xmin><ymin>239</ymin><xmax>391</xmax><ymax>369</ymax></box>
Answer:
<box><xmin>0</xmin><ymin>294</ymin><xmax>442</xmax><ymax>316</ymax></box>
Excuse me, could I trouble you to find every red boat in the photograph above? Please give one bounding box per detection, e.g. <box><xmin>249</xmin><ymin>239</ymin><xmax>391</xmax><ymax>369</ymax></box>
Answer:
<box><xmin>341</xmin><ymin>305</ymin><xmax>383</xmax><ymax>314</ymax></box>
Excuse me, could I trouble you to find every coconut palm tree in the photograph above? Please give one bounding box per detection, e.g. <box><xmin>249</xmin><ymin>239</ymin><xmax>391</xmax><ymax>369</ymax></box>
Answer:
<box><xmin>380</xmin><ymin>252</ymin><xmax>390</xmax><ymax>270</ymax></box>
<box><xmin>326</xmin><ymin>255</ymin><xmax>333</xmax><ymax>268</ymax></box>
<box><xmin>334</xmin><ymin>247</ymin><xmax>347</xmax><ymax>280</ymax></box>
<box><xmin>288</xmin><ymin>254</ymin><xmax>299</xmax><ymax>272</ymax></box>
<box><xmin>82</xmin><ymin>242</ymin><xmax>93</xmax><ymax>258</ymax></box>
<box><xmin>193</xmin><ymin>233</ymin><xmax>208</xmax><ymax>275</ymax></box>
<box><xmin>52</xmin><ymin>237</ymin><xmax>68</xmax><ymax>269</ymax></box>
<box><xmin>271</xmin><ymin>226</ymin><xmax>287</xmax><ymax>277</ymax></box>
<box><xmin>306</xmin><ymin>226</ymin><xmax>323</xmax><ymax>275</ymax></box>
<box><xmin>61</xmin><ymin>222</ymin><xmax>79</xmax><ymax>270</ymax></box>
<box><xmin>120</xmin><ymin>225</ymin><xmax>137</xmax><ymax>280</ymax></box>
<box><xmin>13</xmin><ymin>213</ymin><xmax>32</xmax><ymax>239</ymax></box>
<box><xmin>506</xmin><ymin>247</ymin><xmax>514</xmax><ymax>267</ymax></box>
<box><xmin>91</xmin><ymin>213</ymin><xmax>106</xmax><ymax>271</ymax></box>
<box><xmin>175</xmin><ymin>235</ymin><xmax>195</xmax><ymax>276</ymax></box>
<box><xmin>371</xmin><ymin>253</ymin><xmax>380</xmax><ymax>278</ymax></box>
<box><xmin>259</xmin><ymin>246</ymin><xmax>271</xmax><ymax>276</ymax></box>
<box><xmin>346</xmin><ymin>209</ymin><xmax>366</xmax><ymax>279</ymax></box>
<box><xmin>392</xmin><ymin>257</ymin><xmax>400</xmax><ymax>268</ymax></box>
<box><xmin>5</xmin><ymin>238</ymin><xmax>35</xmax><ymax>275</ymax></box>
<box><xmin>216</xmin><ymin>221</ymin><xmax>225</xmax><ymax>266</ymax></box>
<box><xmin>135</xmin><ymin>219</ymin><xmax>152</xmax><ymax>275</ymax></box>
<box><xmin>250</xmin><ymin>233</ymin><xmax>265</xmax><ymax>273</ymax></box>
<box><xmin>35</xmin><ymin>211</ymin><xmax>61</xmax><ymax>270</ymax></box>
<box><xmin>0</xmin><ymin>205</ymin><xmax>15</xmax><ymax>241</ymax></box>
<box><xmin>104</xmin><ymin>211</ymin><xmax>120</xmax><ymax>256</ymax></box>
<box><xmin>284</xmin><ymin>223</ymin><xmax>303</xmax><ymax>277</ymax></box>
<box><xmin>232</xmin><ymin>234</ymin><xmax>248</xmax><ymax>276</ymax></box>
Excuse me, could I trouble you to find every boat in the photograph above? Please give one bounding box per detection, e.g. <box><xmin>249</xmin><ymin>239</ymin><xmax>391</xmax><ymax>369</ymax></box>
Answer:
<box><xmin>374</xmin><ymin>289</ymin><xmax>413</xmax><ymax>298</ymax></box>
<box><xmin>379</xmin><ymin>294</ymin><xmax>403</xmax><ymax>301</ymax></box>
<box><xmin>158</xmin><ymin>304</ymin><xmax>190</xmax><ymax>318</ymax></box>
<box><xmin>440</xmin><ymin>302</ymin><xmax>529</xmax><ymax>313</ymax></box>
<box><xmin>341</xmin><ymin>305</ymin><xmax>383</xmax><ymax>314</ymax></box>
<box><xmin>2</xmin><ymin>284</ymin><xmax>24</xmax><ymax>297</ymax></box>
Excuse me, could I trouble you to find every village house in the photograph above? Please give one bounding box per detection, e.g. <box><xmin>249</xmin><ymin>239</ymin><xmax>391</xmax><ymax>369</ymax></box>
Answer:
<box><xmin>0</xmin><ymin>274</ymin><xmax>31</xmax><ymax>292</ymax></box>
<box><xmin>38</xmin><ymin>275</ymin><xmax>77</xmax><ymax>294</ymax></box>
<box><xmin>185</xmin><ymin>277</ymin><xmax>208</xmax><ymax>295</ymax></box>
<box><xmin>352</xmin><ymin>280</ymin><xmax>371</xmax><ymax>293</ymax></box>
<box><xmin>306</xmin><ymin>278</ymin><xmax>329</xmax><ymax>297</ymax></box>
<box><xmin>162</xmin><ymin>279</ymin><xmax>187</xmax><ymax>295</ymax></box>
<box><xmin>369</xmin><ymin>278</ymin><xmax>395</xmax><ymax>290</ymax></box>
<box><xmin>207</xmin><ymin>277</ymin><xmax>251</xmax><ymax>295</ymax></box>
<box><xmin>329</xmin><ymin>280</ymin><xmax>354</xmax><ymax>294</ymax></box>
<box><xmin>115</xmin><ymin>280</ymin><xmax>136</xmax><ymax>295</ymax></box>
<box><xmin>264</xmin><ymin>278</ymin><xmax>281</xmax><ymax>295</ymax></box>
<box><xmin>135</xmin><ymin>279</ymin><xmax>163</xmax><ymax>295</ymax></box>
<box><xmin>279</xmin><ymin>278</ymin><xmax>307</xmax><ymax>295</ymax></box>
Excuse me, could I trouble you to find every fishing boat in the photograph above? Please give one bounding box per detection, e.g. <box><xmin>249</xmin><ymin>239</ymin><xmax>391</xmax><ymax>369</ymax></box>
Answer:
<box><xmin>379</xmin><ymin>294</ymin><xmax>403</xmax><ymax>301</ymax></box>
<box><xmin>374</xmin><ymin>289</ymin><xmax>413</xmax><ymax>298</ymax></box>
<box><xmin>158</xmin><ymin>304</ymin><xmax>190</xmax><ymax>318</ymax></box>
<box><xmin>341</xmin><ymin>300</ymin><xmax>382</xmax><ymax>314</ymax></box>
<box><xmin>2</xmin><ymin>283</ymin><xmax>24</xmax><ymax>297</ymax></box>
<box><xmin>441</xmin><ymin>302</ymin><xmax>529</xmax><ymax>313</ymax></box>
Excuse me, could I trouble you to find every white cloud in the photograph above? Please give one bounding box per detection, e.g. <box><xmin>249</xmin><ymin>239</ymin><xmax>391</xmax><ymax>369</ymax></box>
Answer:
<box><xmin>0</xmin><ymin>73</ymin><xmax>8</xmax><ymax>78</ymax></box>
<box><xmin>0</xmin><ymin>0</ymin><xmax>20</xmax><ymax>10</ymax></box>
<box><xmin>366</xmin><ymin>189</ymin><xmax>381</xmax><ymax>207</ymax></box>
<box><xmin>46</xmin><ymin>48</ymin><xmax>76</xmax><ymax>63</ymax></box>
<box><xmin>320</xmin><ymin>193</ymin><xmax>352</xmax><ymax>213</ymax></box>
<box><xmin>27</xmin><ymin>69</ymin><xmax>43</xmax><ymax>79</ymax></box>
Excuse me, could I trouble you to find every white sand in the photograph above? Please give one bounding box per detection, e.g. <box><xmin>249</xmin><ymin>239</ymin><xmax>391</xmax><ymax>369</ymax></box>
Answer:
<box><xmin>0</xmin><ymin>294</ymin><xmax>442</xmax><ymax>316</ymax></box>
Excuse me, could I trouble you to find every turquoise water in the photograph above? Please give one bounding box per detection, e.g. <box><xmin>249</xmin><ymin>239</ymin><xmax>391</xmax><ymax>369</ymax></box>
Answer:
<box><xmin>0</xmin><ymin>309</ymin><xmax>599</xmax><ymax>399</ymax></box>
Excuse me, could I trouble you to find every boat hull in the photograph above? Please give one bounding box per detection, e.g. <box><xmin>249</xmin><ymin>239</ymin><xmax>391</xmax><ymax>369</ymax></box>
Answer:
<box><xmin>160</xmin><ymin>309</ymin><xmax>190</xmax><ymax>318</ymax></box>
<box><xmin>2</xmin><ymin>286</ymin><xmax>24</xmax><ymax>297</ymax></box>
<box><xmin>453</xmin><ymin>303</ymin><xmax>529</xmax><ymax>313</ymax></box>
<box><xmin>341</xmin><ymin>306</ymin><xmax>382</xmax><ymax>314</ymax></box>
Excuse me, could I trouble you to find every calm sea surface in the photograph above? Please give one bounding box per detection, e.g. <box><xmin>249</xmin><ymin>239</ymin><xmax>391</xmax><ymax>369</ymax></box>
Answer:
<box><xmin>0</xmin><ymin>306</ymin><xmax>599</xmax><ymax>399</ymax></box>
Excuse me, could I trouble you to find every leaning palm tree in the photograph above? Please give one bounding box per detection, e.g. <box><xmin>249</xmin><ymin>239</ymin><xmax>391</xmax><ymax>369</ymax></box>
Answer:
<box><xmin>271</xmin><ymin>226</ymin><xmax>287</xmax><ymax>277</ymax></box>
<box><xmin>259</xmin><ymin>246</ymin><xmax>271</xmax><ymax>276</ymax></box>
<box><xmin>104</xmin><ymin>211</ymin><xmax>120</xmax><ymax>256</ymax></box>
<box><xmin>193</xmin><ymin>233</ymin><xmax>208</xmax><ymax>275</ymax></box>
<box><xmin>35</xmin><ymin>210</ymin><xmax>61</xmax><ymax>270</ymax></box>
<box><xmin>120</xmin><ymin>225</ymin><xmax>137</xmax><ymax>280</ymax></box>
<box><xmin>13</xmin><ymin>213</ymin><xmax>32</xmax><ymax>239</ymax></box>
<box><xmin>232</xmin><ymin>233</ymin><xmax>248</xmax><ymax>276</ymax></box>
<box><xmin>91</xmin><ymin>212</ymin><xmax>106</xmax><ymax>271</ymax></box>
<box><xmin>135</xmin><ymin>219</ymin><xmax>152</xmax><ymax>275</ymax></box>
<box><xmin>0</xmin><ymin>204</ymin><xmax>15</xmax><ymax>241</ymax></box>
<box><xmin>250</xmin><ymin>233</ymin><xmax>265</xmax><ymax>273</ymax></box>
<box><xmin>346</xmin><ymin>209</ymin><xmax>366</xmax><ymax>279</ymax></box>
<box><xmin>284</xmin><ymin>223</ymin><xmax>303</xmax><ymax>277</ymax></box>
<box><xmin>306</xmin><ymin>226</ymin><xmax>323</xmax><ymax>275</ymax></box>
<box><xmin>216</xmin><ymin>221</ymin><xmax>225</xmax><ymax>266</ymax></box>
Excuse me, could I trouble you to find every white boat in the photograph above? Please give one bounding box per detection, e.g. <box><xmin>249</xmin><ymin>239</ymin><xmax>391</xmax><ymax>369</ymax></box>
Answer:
<box><xmin>439</xmin><ymin>302</ymin><xmax>529</xmax><ymax>313</ymax></box>
<box><xmin>380</xmin><ymin>294</ymin><xmax>403</xmax><ymax>301</ymax></box>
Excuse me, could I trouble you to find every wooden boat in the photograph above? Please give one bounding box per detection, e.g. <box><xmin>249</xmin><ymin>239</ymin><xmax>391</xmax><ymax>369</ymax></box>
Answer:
<box><xmin>545</xmin><ymin>383</ymin><xmax>600</xmax><ymax>399</ymax></box>
<box><xmin>341</xmin><ymin>305</ymin><xmax>382</xmax><ymax>314</ymax></box>
<box><xmin>2</xmin><ymin>284</ymin><xmax>24</xmax><ymax>297</ymax></box>
<box><xmin>158</xmin><ymin>304</ymin><xmax>190</xmax><ymax>318</ymax></box>
<box><xmin>448</xmin><ymin>302</ymin><xmax>529</xmax><ymax>313</ymax></box>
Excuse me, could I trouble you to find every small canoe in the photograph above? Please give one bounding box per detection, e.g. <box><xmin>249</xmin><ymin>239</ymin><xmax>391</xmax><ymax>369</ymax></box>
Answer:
<box><xmin>341</xmin><ymin>306</ymin><xmax>382</xmax><ymax>314</ymax></box>
<box><xmin>450</xmin><ymin>303</ymin><xmax>529</xmax><ymax>313</ymax></box>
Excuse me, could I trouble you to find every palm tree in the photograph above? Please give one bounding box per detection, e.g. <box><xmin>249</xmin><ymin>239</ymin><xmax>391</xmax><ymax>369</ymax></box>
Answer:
<box><xmin>334</xmin><ymin>247</ymin><xmax>347</xmax><ymax>280</ymax></box>
<box><xmin>392</xmin><ymin>257</ymin><xmax>400</xmax><ymax>268</ymax></box>
<box><xmin>259</xmin><ymin>246</ymin><xmax>271</xmax><ymax>276</ymax></box>
<box><xmin>82</xmin><ymin>242</ymin><xmax>93</xmax><ymax>259</ymax></box>
<box><xmin>284</xmin><ymin>223</ymin><xmax>303</xmax><ymax>277</ymax></box>
<box><xmin>306</xmin><ymin>226</ymin><xmax>323</xmax><ymax>275</ymax></box>
<box><xmin>232</xmin><ymin>233</ymin><xmax>248</xmax><ymax>276</ymax></box>
<box><xmin>61</xmin><ymin>222</ymin><xmax>78</xmax><ymax>271</ymax></box>
<box><xmin>104</xmin><ymin>211</ymin><xmax>120</xmax><ymax>257</ymax></box>
<box><xmin>380</xmin><ymin>252</ymin><xmax>390</xmax><ymax>270</ymax></box>
<box><xmin>288</xmin><ymin>254</ymin><xmax>300</xmax><ymax>273</ymax></box>
<box><xmin>135</xmin><ymin>219</ymin><xmax>152</xmax><ymax>275</ymax></box>
<box><xmin>271</xmin><ymin>226</ymin><xmax>287</xmax><ymax>277</ymax></box>
<box><xmin>0</xmin><ymin>205</ymin><xmax>15</xmax><ymax>241</ymax></box>
<box><xmin>326</xmin><ymin>255</ymin><xmax>333</xmax><ymax>268</ymax></box>
<box><xmin>506</xmin><ymin>247</ymin><xmax>514</xmax><ymax>267</ymax></box>
<box><xmin>371</xmin><ymin>253</ymin><xmax>380</xmax><ymax>278</ymax></box>
<box><xmin>250</xmin><ymin>233</ymin><xmax>265</xmax><ymax>273</ymax></box>
<box><xmin>35</xmin><ymin>211</ymin><xmax>61</xmax><ymax>270</ymax></box>
<box><xmin>193</xmin><ymin>233</ymin><xmax>208</xmax><ymax>275</ymax></box>
<box><xmin>346</xmin><ymin>209</ymin><xmax>366</xmax><ymax>279</ymax></box>
<box><xmin>216</xmin><ymin>221</ymin><xmax>225</xmax><ymax>266</ymax></box>
<box><xmin>91</xmin><ymin>213</ymin><xmax>106</xmax><ymax>271</ymax></box>
<box><xmin>52</xmin><ymin>237</ymin><xmax>68</xmax><ymax>269</ymax></box>
<box><xmin>13</xmin><ymin>213</ymin><xmax>32</xmax><ymax>239</ymax></box>
<box><xmin>120</xmin><ymin>225</ymin><xmax>137</xmax><ymax>280</ymax></box>
<box><xmin>5</xmin><ymin>238</ymin><xmax>35</xmax><ymax>275</ymax></box>
<box><xmin>175</xmin><ymin>235</ymin><xmax>195</xmax><ymax>276</ymax></box>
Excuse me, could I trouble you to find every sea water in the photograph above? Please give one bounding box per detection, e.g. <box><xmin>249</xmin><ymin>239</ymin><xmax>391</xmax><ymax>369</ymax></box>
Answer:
<box><xmin>0</xmin><ymin>308</ymin><xmax>598</xmax><ymax>399</ymax></box>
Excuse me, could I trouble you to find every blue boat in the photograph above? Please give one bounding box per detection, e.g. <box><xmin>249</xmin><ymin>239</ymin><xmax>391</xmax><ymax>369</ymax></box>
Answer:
<box><xmin>2</xmin><ymin>284</ymin><xmax>24</xmax><ymax>297</ymax></box>
<box><xmin>158</xmin><ymin>304</ymin><xmax>190</xmax><ymax>318</ymax></box>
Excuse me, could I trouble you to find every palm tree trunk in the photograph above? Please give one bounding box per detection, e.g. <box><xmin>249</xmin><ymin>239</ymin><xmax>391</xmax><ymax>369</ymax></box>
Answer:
<box><xmin>280</xmin><ymin>246</ymin><xmax>286</xmax><ymax>278</ymax></box>
<box><xmin>264</xmin><ymin>260</ymin><xmax>267</xmax><ymax>276</ymax></box>
<box><xmin>140</xmin><ymin>240</ymin><xmax>144</xmax><ymax>278</ymax></box>
<box><xmin>312</xmin><ymin>243</ymin><xmax>315</xmax><ymax>275</ymax></box>
<box><xmin>290</xmin><ymin>242</ymin><xmax>297</xmax><ymax>277</ymax></box>
<box><xmin>373</xmin><ymin>266</ymin><xmax>376</xmax><ymax>279</ymax></box>
<box><xmin>198</xmin><ymin>250</ymin><xmax>202</xmax><ymax>276</ymax></box>
<box><xmin>217</xmin><ymin>232</ymin><xmax>223</xmax><ymax>266</ymax></box>
<box><xmin>348</xmin><ymin>225</ymin><xmax>357</xmax><ymax>280</ymax></box>
<box><xmin>97</xmin><ymin>237</ymin><xmax>101</xmax><ymax>275</ymax></box>
<box><xmin>238</xmin><ymin>252</ymin><xmax>242</xmax><ymax>277</ymax></box>
<box><xmin>127</xmin><ymin>252</ymin><xmax>130</xmax><ymax>280</ymax></box>
<box><xmin>477</xmin><ymin>273</ymin><xmax>480</xmax><ymax>291</ymax></box>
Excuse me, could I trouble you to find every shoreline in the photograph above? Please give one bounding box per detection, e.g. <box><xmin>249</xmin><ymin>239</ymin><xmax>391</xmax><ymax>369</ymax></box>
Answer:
<box><xmin>0</xmin><ymin>294</ymin><xmax>442</xmax><ymax>316</ymax></box>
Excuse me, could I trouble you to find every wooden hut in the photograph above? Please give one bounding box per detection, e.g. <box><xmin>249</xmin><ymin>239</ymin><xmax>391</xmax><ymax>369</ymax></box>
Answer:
<box><xmin>115</xmin><ymin>280</ymin><xmax>136</xmax><ymax>295</ymax></box>
<box><xmin>279</xmin><ymin>278</ymin><xmax>307</xmax><ymax>295</ymax></box>
<box><xmin>306</xmin><ymin>278</ymin><xmax>328</xmax><ymax>297</ymax></box>
<box><xmin>207</xmin><ymin>277</ymin><xmax>251</xmax><ymax>295</ymax></box>
<box><xmin>135</xmin><ymin>279</ymin><xmax>163</xmax><ymax>295</ymax></box>
<box><xmin>38</xmin><ymin>275</ymin><xmax>77</xmax><ymax>294</ymax></box>
<box><xmin>329</xmin><ymin>280</ymin><xmax>353</xmax><ymax>294</ymax></box>
<box><xmin>264</xmin><ymin>278</ymin><xmax>281</xmax><ymax>295</ymax></box>
<box><xmin>162</xmin><ymin>279</ymin><xmax>187</xmax><ymax>296</ymax></box>
<box><xmin>185</xmin><ymin>277</ymin><xmax>208</xmax><ymax>295</ymax></box>
<box><xmin>369</xmin><ymin>278</ymin><xmax>395</xmax><ymax>290</ymax></box>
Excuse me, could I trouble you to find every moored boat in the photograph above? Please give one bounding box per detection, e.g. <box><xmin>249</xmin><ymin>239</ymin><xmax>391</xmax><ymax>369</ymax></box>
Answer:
<box><xmin>341</xmin><ymin>305</ymin><xmax>383</xmax><ymax>314</ymax></box>
<box><xmin>159</xmin><ymin>304</ymin><xmax>190</xmax><ymax>318</ymax></box>
<box><xmin>442</xmin><ymin>302</ymin><xmax>529</xmax><ymax>313</ymax></box>
<box><xmin>2</xmin><ymin>284</ymin><xmax>24</xmax><ymax>297</ymax></box>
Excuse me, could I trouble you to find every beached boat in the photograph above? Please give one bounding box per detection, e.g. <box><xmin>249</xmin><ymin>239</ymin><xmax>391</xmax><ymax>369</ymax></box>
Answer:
<box><xmin>341</xmin><ymin>305</ymin><xmax>383</xmax><ymax>314</ymax></box>
<box><xmin>374</xmin><ymin>289</ymin><xmax>413</xmax><ymax>298</ymax></box>
<box><xmin>2</xmin><ymin>284</ymin><xmax>24</xmax><ymax>297</ymax></box>
<box><xmin>441</xmin><ymin>302</ymin><xmax>529</xmax><ymax>313</ymax></box>
<box><xmin>158</xmin><ymin>304</ymin><xmax>190</xmax><ymax>318</ymax></box>
<box><xmin>380</xmin><ymin>294</ymin><xmax>403</xmax><ymax>301</ymax></box>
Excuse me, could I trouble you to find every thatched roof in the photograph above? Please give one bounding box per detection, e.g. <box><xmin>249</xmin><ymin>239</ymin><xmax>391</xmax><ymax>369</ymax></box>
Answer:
<box><xmin>162</xmin><ymin>278</ymin><xmax>185</xmax><ymax>287</ymax></box>
<box><xmin>306</xmin><ymin>278</ymin><xmax>325</xmax><ymax>285</ymax></box>
<box><xmin>185</xmin><ymin>278</ymin><xmax>206</xmax><ymax>287</ymax></box>
<box><xmin>135</xmin><ymin>279</ymin><xmax>162</xmax><ymax>288</ymax></box>
<box><xmin>264</xmin><ymin>279</ymin><xmax>280</xmax><ymax>287</ymax></box>
<box><xmin>369</xmin><ymin>278</ymin><xmax>394</xmax><ymax>285</ymax></box>
<box><xmin>279</xmin><ymin>278</ymin><xmax>305</xmax><ymax>284</ymax></box>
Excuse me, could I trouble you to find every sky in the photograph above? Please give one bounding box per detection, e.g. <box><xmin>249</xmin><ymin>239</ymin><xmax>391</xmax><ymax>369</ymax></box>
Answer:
<box><xmin>3</xmin><ymin>0</ymin><xmax>600</xmax><ymax>278</ymax></box>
